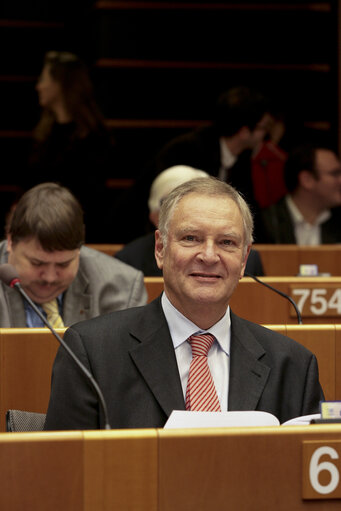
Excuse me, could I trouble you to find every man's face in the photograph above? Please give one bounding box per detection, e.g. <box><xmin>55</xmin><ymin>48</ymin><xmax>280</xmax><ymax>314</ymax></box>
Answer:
<box><xmin>7</xmin><ymin>237</ymin><xmax>80</xmax><ymax>304</ymax></box>
<box><xmin>155</xmin><ymin>193</ymin><xmax>250</xmax><ymax>323</ymax></box>
<box><xmin>312</xmin><ymin>149</ymin><xmax>341</xmax><ymax>208</ymax></box>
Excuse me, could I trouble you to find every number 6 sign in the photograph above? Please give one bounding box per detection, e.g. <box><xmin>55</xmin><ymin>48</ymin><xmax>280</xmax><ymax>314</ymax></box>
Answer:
<box><xmin>303</xmin><ymin>441</ymin><xmax>341</xmax><ymax>499</ymax></box>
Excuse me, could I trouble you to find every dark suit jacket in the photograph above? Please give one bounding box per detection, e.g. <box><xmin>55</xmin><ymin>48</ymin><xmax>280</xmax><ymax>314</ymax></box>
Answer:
<box><xmin>44</xmin><ymin>297</ymin><xmax>323</xmax><ymax>430</ymax></box>
<box><xmin>259</xmin><ymin>196</ymin><xmax>341</xmax><ymax>244</ymax></box>
<box><xmin>115</xmin><ymin>232</ymin><xmax>265</xmax><ymax>276</ymax></box>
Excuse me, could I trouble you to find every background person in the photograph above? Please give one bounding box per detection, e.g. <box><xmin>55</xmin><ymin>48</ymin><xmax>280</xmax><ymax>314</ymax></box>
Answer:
<box><xmin>0</xmin><ymin>182</ymin><xmax>147</xmax><ymax>327</ymax></box>
<box><xmin>28</xmin><ymin>51</ymin><xmax>115</xmax><ymax>242</ymax></box>
<box><xmin>258</xmin><ymin>144</ymin><xmax>341</xmax><ymax>244</ymax></box>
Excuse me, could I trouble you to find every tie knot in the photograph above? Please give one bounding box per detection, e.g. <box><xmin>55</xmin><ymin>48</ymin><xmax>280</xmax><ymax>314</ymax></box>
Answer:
<box><xmin>42</xmin><ymin>299</ymin><xmax>59</xmax><ymax>315</ymax></box>
<box><xmin>188</xmin><ymin>333</ymin><xmax>215</xmax><ymax>357</ymax></box>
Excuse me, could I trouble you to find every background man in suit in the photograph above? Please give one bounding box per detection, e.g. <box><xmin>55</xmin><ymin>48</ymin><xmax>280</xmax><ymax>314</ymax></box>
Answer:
<box><xmin>45</xmin><ymin>177</ymin><xmax>323</xmax><ymax>430</ymax></box>
<box><xmin>259</xmin><ymin>144</ymin><xmax>341</xmax><ymax>244</ymax></box>
<box><xmin>0</xmin><ymin>182</ymin><xmax>147</xmax><ymax>327</ymax></box>
<box><xmin>124</xmin><ymin>86</ymin><xmax>274</xmax><ymax>243</ymax></box>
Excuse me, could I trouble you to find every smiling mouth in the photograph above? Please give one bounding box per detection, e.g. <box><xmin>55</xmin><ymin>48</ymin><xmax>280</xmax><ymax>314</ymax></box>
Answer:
<box><xmin>190</xmin><ymin>272</ymin><xmax>221</xmax><ymax>279</ymax></box>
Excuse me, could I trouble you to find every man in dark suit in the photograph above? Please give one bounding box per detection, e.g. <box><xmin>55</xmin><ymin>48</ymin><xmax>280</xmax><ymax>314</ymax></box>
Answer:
<box><xmin>45</xmin><ymin>177</ymin><xmax>323</xmax><ymax>430</ymax></box>
<box><xmin>259</xmin><ymin>144</ymin><xmax>341</xmax><ymax>244</ymax></box>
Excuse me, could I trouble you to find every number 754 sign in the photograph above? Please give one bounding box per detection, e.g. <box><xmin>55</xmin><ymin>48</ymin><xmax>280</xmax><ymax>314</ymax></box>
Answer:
<box><xmin>290</xmin><ymin>285</ymin><xmax>341</xmax><ymax>317</ymax></box>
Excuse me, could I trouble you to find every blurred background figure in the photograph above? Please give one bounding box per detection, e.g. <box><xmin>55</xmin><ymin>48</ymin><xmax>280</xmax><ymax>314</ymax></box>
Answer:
<box><xmin>115</xmin><ymin>165</ymin><xmax>264</xmax><ymax>276</ymax></box>
<box><xmin>127</xmin><ymin>86</ymin><xmax>287</xmax><ymax>243</ymax></box>
<box><xmin>258</xmin><ymin>143</ymin><xmax>341</xmax><ymax>244</ymax></box>
<box><xmin>27</xmin><ymin>51</ymin><xmax>115</xmax><ymax>242</ymax></box>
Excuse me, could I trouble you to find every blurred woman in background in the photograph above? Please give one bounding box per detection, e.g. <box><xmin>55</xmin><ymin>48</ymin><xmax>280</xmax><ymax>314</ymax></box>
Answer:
<box><xmin>29</xmin><ymin>51</ymin><xmax>115</xmax><ymax>242</ymax></box>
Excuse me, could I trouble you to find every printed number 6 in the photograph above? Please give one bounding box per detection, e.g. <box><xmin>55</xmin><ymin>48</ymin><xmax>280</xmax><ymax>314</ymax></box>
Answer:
<box><xmin>309</xmin><ymin>446</ymin><xmax>339</xmax><ymax>494</ymax></box>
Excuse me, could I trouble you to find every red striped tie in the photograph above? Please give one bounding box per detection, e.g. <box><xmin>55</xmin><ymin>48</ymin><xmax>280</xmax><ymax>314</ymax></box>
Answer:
<box><xmin>185</xmin><ymin>333</ymin><xmax>221</xmax><ymax>412</ymax></box>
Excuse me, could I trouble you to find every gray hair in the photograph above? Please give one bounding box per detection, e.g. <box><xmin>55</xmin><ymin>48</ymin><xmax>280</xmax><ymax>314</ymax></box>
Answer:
<box><xmin>148</xmin><ymin>165</ymin><xmax>208</xmax><ymax>213</ymax></box>
<box><xmin>158</xmin><ymin>176</ymin><xmax>254</xmax><ymax>252</ymax></box>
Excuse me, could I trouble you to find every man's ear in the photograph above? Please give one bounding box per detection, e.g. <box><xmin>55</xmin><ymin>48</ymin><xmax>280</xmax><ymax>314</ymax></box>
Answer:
<box><xmin>240</xmin><ymin>244</ymin><xmax>252</xmax><ymax>279</ymax></box>
<box><xmin>154</xmin><ymin>230</ymin><xmax>164</xmax><ymax>270</ymax></box>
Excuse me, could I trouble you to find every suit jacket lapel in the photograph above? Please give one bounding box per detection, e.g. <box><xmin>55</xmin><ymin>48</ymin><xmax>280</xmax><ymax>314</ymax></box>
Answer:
<box><xmin>128</xmin><ymin>299</ymin><xmax>185</xmax><ymax>418</ymax></box>
<box><xmin>228</xmin><ymin>312</ymin><xmax>271</xmax><ymax>411</ymax></box>
<box><xmin>63</xmin><ymin>267</ymin><xmax>92</xmax><ymax>325</ymax></box>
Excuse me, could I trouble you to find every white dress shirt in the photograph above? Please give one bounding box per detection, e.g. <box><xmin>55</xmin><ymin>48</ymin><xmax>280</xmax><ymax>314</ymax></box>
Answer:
<box><xmin>286</xmin><ymin>195</ymin><xmax>331</xmax><ymax>245</ymax></box>
<box><xmin>218</xmin><ymin>138</ymin><xmax>237</xmax><ymax>182</ymax></box>
<box><xmin>161</xmin><ymin>292</ymin><xmax>230</xmax><ymax>410</ymax></box>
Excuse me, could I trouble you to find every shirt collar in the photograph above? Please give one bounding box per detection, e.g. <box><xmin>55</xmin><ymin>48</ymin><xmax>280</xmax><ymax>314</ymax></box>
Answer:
<box><xmin>219</xmin><ymin>138</ymin><xmax>237</xmax><ymax>170</ymax></box>
<box><xmin>161</xmin><ymin>292</ymin><xmax>230</xmax><ymax>356</ymax></box>
<box><xmin>286</xmin><ymin>194</ymin><xmax>331</xmax><ymax>226</ymax></box>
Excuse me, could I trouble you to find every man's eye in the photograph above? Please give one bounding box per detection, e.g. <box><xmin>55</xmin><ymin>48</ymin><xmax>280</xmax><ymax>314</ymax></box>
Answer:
<box><xmin>184</xmin><ymin>235</ymin><xmax>195</xmax><ymax>241</ymax></box>
<box><xmin>222</xmin><ymin>239</ymin><xmax>233</xmax><ymax>246</ymax></box>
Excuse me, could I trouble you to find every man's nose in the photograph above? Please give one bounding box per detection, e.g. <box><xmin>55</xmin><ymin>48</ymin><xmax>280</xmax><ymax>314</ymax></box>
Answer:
<box><xmin>198</xmin><ymin>242</ymin><xmax>219</xmax><ymax>264</ymax></box>
<box><xmin>41</xmin><ymin>265</ymin><xmax>58</xmax><ymax>282</ymax></box>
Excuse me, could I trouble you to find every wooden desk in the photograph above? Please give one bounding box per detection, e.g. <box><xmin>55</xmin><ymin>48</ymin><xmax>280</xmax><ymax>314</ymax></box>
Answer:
<box><xmin>0</xmin><ymin>328</ymin><xmax>61</xmax><ymax>431</ymax></box>
<box><xmin>0</xmin><ymin>324</ymin><xmax>338</xmax><ymax>432</ymax></box>
<box><xmin>1</xmin><ymin>427</ymin><xmax>341</xmax><ymax>509</ymax></box>
<box><xmin>254</xmin><ymin>244</ymin><xmax>341</xmax><ymax>276</ymax></box>
<box><xmin>231</xmin><ymin>276</ymin><xmax>341</xmax><ymax>324</ymax></box>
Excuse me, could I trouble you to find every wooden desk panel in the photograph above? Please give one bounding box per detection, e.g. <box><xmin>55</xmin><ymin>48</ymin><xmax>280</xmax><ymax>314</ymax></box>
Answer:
<box><xmin>230</xmin><ymin>277</ymin><xmax>341</xmax><ymax>324</ymax></box>
<box><xmin>159</xmin><ymin>426</ymin><xmax>341</xmax><ymax>510</ymax></box>
<box><xmin>335</xmin><ymin>326</ymin><xmax>341</xmax><ymax>401</ymax></box>
<box><xmin>1</xmin><ymin>428</ymin><xmax>341</xmax><ymax>510</ymax></box>
<box><xmin>254</xmin><ymin>244</ymin><xmax>341</xmax><ymax>276</ymax></box>
<box><xmin>84</xmin><ymin>430</ymin><xmax>157</xmax><ymax>511</ymax></box>
<box><xmin>0</xmin><ymin>324</ymin><xmax>337</xmax><ymax>432</ymax></box>
<box><xmin>0</xmin><ymin>432</ymin><xmax>83</xmax><ymax>510</ymax></box>
<box><xmin>0</xmin><ymin>329</ymin><xmax>61</xmax><ymax>431</ymax></box>
<box><xmin>144</xmin><ymin>277</ymin><xmax>164</xmax><ymax>302</ymax></box>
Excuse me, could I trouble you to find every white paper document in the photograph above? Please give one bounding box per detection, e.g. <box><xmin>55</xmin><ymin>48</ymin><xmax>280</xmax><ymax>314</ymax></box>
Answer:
<box><xmin>164</xmin><ymin>410</ymin><xmax>322</xmax><ymax>429</ymax></box>
<box><xmin>164</xmin><ymin>410</ymin><xmax>280</xmax><ymax>429</ymax></box>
